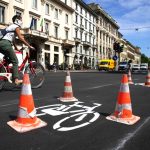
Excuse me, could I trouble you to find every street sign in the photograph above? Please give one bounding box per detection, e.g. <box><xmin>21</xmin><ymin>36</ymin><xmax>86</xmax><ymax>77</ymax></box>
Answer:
<box><xmin>113</xmin><ymin>55</ymin><xmax>118</xmax><ymax>61</ymax></box>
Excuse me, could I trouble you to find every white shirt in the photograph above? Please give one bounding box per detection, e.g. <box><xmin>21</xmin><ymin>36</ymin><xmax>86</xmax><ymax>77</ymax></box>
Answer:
<box><xmin>3</xmin><ymin>24</ymin><xmax>19</xmax><ymax>42</ymax></box>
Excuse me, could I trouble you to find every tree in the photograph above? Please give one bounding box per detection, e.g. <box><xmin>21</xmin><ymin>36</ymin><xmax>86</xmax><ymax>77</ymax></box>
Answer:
<box><xmin>141</xmin><ymin>54</ymin><xmax>150</xmax><ymax>65</ymax></box>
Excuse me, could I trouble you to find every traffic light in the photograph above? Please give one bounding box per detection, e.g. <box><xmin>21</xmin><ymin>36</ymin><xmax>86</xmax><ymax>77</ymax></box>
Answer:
<box><xmin>113</xmin><ymin>42</ymin><xmax>124</xmax><ymax>53</ymax></box>
<box><xmin>120</xmin><ymin>45</ymin><xmax>124</xmax><ymax>52</ymax></box>
<box><xmin>113</xmin><ymin>42</ymin><xmax>119</xmax><ymax>51</ymax></box>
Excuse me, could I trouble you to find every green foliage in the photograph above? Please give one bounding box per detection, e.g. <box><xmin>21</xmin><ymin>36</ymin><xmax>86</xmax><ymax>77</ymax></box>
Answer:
<box><xmin>141</xmin><ymin>54</ymin><xmax>150</xmax><ymax>65</ymax></box>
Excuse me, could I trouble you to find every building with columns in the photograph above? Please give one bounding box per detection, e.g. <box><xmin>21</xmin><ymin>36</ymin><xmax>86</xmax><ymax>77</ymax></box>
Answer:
<box><xmin>0</xmin><ymin>0</ymin><xmax>141</xmax><ymax>69</ymax></box>
<box><xmin>88</xmin><ymin>3</ymin><xmax>119</xmax><ymax>61</ymax></box>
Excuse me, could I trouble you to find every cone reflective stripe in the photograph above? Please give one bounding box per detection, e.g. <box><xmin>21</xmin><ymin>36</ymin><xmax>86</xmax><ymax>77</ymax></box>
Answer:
<box><xmin>106</xmin><ymin>74</ymin><xmax>140</xmax><ymax>125</ymax></box>
<box><xmin>59</xmin><ymin>71</ymin><xmax>78</xmax><ymax>102</ymax></box>
<box><xmin>128</xmin><ymin>70</ymin><xmax>133</xmax><ymax>84</ymax></box>
<box><xmin>145</xmin><ymin>70</ymin><xmax>150</xmax><ymax>87</ymax></box>
<box><xmin>7</xmin><ymin>74</ymin><xmax>47</xmax><ymax>133</ymax></box>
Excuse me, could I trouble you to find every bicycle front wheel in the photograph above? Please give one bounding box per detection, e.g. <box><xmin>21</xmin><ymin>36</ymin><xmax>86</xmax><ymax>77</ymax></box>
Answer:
<box><xmin>25</xmin><ymin>62</ymin><xmax>45</xmax><ymax>88</ymax></box>
<box><xmin>0</xmin><ymin>63</ymin><xmax>7</xmax><ymax>90</ymax></box>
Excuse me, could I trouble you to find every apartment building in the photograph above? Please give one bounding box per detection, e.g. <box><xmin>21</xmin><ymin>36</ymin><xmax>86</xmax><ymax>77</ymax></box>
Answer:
<box><xmin>72</xmin><ymin>0</ymin><xmax>97</xmax><ymax>69</ymax></box>
<box><xmin>119</xmin><ymin>39</ymin><xmax>141</xmax><ymax>64</ymax></box>
<box><xmin>0</xmin><ymin>0</ymin><xmax>74</xmax><ymax>68</ymax></box>
<box><xmin>88</xmin><ymin>3</ymin><xmax>119</xmax><ymax>61</ymax></box>
<box><xmin>0</xmin><ymin>0</ymin><xmax>141</xmax><ymax>69</ymax></box>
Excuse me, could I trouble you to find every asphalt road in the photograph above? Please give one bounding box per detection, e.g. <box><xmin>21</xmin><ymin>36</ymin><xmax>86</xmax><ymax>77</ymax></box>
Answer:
<box><xmin>0</xmin><ymin>71</ymin><xmax>149</xmax><ymax>150</ymax></box>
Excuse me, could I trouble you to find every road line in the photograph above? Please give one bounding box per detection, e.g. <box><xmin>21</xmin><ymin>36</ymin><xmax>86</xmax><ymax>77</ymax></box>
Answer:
<box><xmin>112</xmin><ymin>117</ymin><xmax>150</xmax><ymax>150</ymax></box>
<box><xmin>85</xmin><ymin>84</ymin><xmax>114</xmax><ymax>90</ymax></box>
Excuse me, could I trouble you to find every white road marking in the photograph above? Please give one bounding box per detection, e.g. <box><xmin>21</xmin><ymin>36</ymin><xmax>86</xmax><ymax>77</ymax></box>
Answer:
<box><xmin>84</xmin><ymin>84</ymin><xmax>113</xmax><ymax>90</ymax></box>
<box><xmin>112</xmin><ymin>117</ymin><xmax>150</xmax><ymax>150</ymax></box>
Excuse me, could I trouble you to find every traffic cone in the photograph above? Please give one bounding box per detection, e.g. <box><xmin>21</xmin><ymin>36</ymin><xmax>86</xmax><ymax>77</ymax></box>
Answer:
<box><xmin>144</xmin><ymin>70</ymin><xmax>150</xmax><ymax>87</ymax></box>
<box><xmin>58</xmin><ymin>71</ymin><xmax>78</xmax><ymax>102</ymax></box>
<box><xmin>106</xmin><ymin>74</ymin><xmax>140</xmax><ymax>125</ymax></box>
<box><xmin>7</xmin><ymin>74</ymin><xmax>47</xmax><ymax>133</ymax></box>
<box><xmin>128</xmin><ymin>70</ymin><xmax>134</xmax><ymax>84</ymax></box>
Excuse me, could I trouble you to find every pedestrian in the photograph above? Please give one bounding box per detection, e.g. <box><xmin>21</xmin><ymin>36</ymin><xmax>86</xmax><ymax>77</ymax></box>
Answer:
<box><xmin>0</xmin><ymin>15</ymin><xmax>34</xmax><ymax>85</ymax></box>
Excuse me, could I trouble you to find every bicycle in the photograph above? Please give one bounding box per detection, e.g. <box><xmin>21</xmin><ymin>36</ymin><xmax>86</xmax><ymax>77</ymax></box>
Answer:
<box><xmin>0</xmin><ymin>47</ymin><xmax>45</xmax><ymax>90</ymax></box>
<box><xmin>36</xmin><ymin>101</ymin><xmax>102</xmax><ymax>131</ymax></box>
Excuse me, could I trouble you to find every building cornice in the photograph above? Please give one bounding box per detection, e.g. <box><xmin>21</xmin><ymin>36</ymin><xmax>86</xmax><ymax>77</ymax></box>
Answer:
<box><xmin>51</xmin><ymin>0</ymin><xmax>74</xmax><ymax>13</ymax></box>
<box><xmin>75</xmin><ymin>0</ymin><xmax>98</xmax><ymax>17</ymax></box>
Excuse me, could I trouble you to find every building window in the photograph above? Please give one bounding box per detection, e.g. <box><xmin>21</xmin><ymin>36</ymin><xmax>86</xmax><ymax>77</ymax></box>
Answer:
<box><xmin>75</xmin><ymin>30</ymin><xmax>78</xmax><ymax>38</ymax></box>
<box><xmin>93</xmin><ymin>26</ymin><xmax>95</xmax><ymax>33</ymax></box>
<box><xmin>75</xmin><ymin>3</ymin><xmax>78</xmax><ymax>10</ymax></box>
<box><xmin>45</xmin><ymin>3</ymin><xmax>49</xmax><ymax>15</ymax></box>
<box><xmin>75</xmin><ymin>45</ymin><xmax>78</xmax><ymax>53</ymax></box>
<box><xmin>80</xmin><ymin>31</ymin><xmax>82</xmax><ymax>41</ymax></box>
<box><xmin>85</xmin><ymin>20</ymin><xmax>87</xmax><ymax>29</ymax></box>
<box><xmin>81</xmin><ymin>8</ymin><xmax>82</xmax><ymax>14</ymax></box>
<box><xmin>89</xmin><ymin>23</ymin><xmax>91</xmax><ymax>30</ymax></box>
<box><xmin>0</xmin><ymin>6</ymin><xmax>5</xmax><ymax>23</ymax></box>
<box><xmin>54</xmin><ymin>46</ymin><xmax>59</xmax><ymax>52</ymax></box>
<box><xmin>54</xmin><ymin>26</ymin><xmax>58</xmax><ymax>38</ymax></box>
<box><xmin>65</xmin><ymin>14</ymin><xmax>68</xmax><ymax>24</ymax></box>
<box><xmin>45</xmin><ymin>22</ymin><xmax>49</xmax><ymax>34</ymax></box>
<box><xmin>45</xmin><ymin>44</ymin><xmax>50</xmax><ymax>51</ymax></box>
<box><xmin>89</xmin><ymin>14</ymin><xmax>91</xmax><ymax>21</ymax></box>
<box><xmin>32</xmin><ymin>0</ymin><xmax>37</xmax><ymax>9</ymax></box>
<box><xmin>30</xmin><ymin>17</ymin><xmax>37</xmax><ymax>30</ymax></box>
<box><xmin>85</xmin><ymin>11</ymin><xmax>87</xmax><ymax>17</ymax></box>
<box><xmin>65</xmin><ymin>30</ymin><xmax>68</xmax><ymax>39</ymax></box>
<box><xmin>75</xmin><ymin>13</ymin><xmax>78</xmax><ymax>23</ymax></box>
<box><xmin>80</xmin><ymin>17</ymin><xmax>83</xmax><ymax>25</ymax></box>
<box><xmin>54</xmin><ymin>8</ymin><xmax>58</xmax><ymax>19</ymax></box>
<box><xmin>80</xmin><ymin>46</ymin><xmax>82</xmax><ymax>54</ymax></box>
<box><xmin>89</xmin><ymin>35</ymin><xmax>91</xmax><ymax>43</ymax></box>
<box><xmin>85</xmin><ymin>33</ymin><xmax>87</xmax><ymax>41</ymax></box>
<box><xmin>65</xmin><ymin>0</ymin><xmax>67</xmax><ymax>4</ymax></box>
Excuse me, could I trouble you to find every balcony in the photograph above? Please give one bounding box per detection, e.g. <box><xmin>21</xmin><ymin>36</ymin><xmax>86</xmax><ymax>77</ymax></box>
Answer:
<box><xmin>48</xmin><ymin>36</ymin><xmax>62</xmax><ymax>44</ymax></box>
<box><xmin>22</xmin><ymin>28</ymin><xmax>48</xmax><ymax>42</ymax></box>
<box><xmin>62</xmin><ymin>39</ymin><xmax>75</xmax><ymax>48</ymax></box>
<box><xmin>74</xmin><ymin>37</ymin><xmax>81</xmax><ymax>44</ymax></box>
<box><xmin>82</xmin><ymin>41</ymin><xmax>91</xmax><ymax>47</ymax></box>
<box><xmin>92</xmin><ymin>44</ymin><xmax>97</xmax><ymax>49</ymax></box>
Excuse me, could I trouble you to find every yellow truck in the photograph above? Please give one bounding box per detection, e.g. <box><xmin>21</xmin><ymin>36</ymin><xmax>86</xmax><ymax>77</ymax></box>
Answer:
<box><xmin>98</xmin><ymin>59</ymin><xmax>116</xmax><ymax>71</ymax></box>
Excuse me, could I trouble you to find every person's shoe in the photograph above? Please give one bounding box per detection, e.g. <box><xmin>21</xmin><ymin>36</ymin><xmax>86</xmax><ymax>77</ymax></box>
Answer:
<box><xmin>14</xmin><ymin>79</ymin><xmax>23</xmax><ymax>85</ymax></box>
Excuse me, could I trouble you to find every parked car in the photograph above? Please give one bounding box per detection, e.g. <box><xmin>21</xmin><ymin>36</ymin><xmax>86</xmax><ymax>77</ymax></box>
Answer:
<box><xmin>131</xmin><ymin>64</ymin><xmax>140</xmax><ymax>72</ymax></box>
<box><xmin>140</xmin><ymin>63</ymin><xmax>148</xmax><ymax>72</ymax></box>
<box><xmin>118</xmin><ymin>62</ymin><xmax>128</xmax><ymax>72</ymax></box>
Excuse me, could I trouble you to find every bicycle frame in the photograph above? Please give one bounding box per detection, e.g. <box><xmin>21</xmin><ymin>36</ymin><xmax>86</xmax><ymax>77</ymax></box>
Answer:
<box><xmin>0</xmin><ymin>47</ymin><xmax>35</xmax><ymax>83</ymax></box>
<box><xmin>36</xmin><ymin>101</ymin><xmax>102</xmax><ymax>131</ymax></box>
<box><xmin>36</xmin><ymin>101</ymin><xmax>102</xmax><ymax>117</ymax></box>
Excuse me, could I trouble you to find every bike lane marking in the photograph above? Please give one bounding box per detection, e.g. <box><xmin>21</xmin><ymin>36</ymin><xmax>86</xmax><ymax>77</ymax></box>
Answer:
<box><xmin>112</xmin><ymin>117</ymin><xmax>150</xmax><ymax>150</ymax></box>
<box><xmin>36</xmin><ymin>101</ymin><xmax>102</xmax><ymax>131</ymax></box>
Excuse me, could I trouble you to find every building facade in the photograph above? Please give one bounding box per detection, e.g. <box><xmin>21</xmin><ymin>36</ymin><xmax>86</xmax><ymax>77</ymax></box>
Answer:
<box><xmin>0</xmin><ymin>0</ymin><xmax>141</xmax><ymax>69</ymax></box>
<box><xmin>88</xmin><ymin>3</ymin><xmax>119</xmax><ymax>61</ymax></box>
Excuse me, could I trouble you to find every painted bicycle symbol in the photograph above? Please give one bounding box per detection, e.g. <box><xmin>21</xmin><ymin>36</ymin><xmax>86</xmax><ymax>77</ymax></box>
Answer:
<box><xmin>36</xmin><ymin>101</ymin><xmax>102</xmax><ymax>131</ymax></box>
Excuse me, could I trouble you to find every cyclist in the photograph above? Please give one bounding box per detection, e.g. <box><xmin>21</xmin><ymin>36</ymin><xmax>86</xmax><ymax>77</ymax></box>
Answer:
<box><xmin>0</xmin><ymin>15</ymin><xmax>34</xmax><ymax>85</ymax></box>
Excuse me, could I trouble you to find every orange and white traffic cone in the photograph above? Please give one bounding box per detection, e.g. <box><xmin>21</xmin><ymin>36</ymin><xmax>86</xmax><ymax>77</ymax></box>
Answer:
<box><xmin>144</xmin><ymin>70</ymin><xmax>150</xmax><ymax>87</ymax></box>
<box><xmin>58</xmin><ymin>71</ymin><xmax>78</xmax><ymax>102</ymax></box>
<box><xmin>7</xmin><ymin>74</ymin><xmax>47</xmax><ymax>133</ymax></box>
<box><xmin>128</xmin><ymin>70</ymin><xmax>134</xmax><ymax>84</ymax></box>
<box><xmin>106</xmin><ymin>74</ymin><xmax>140</xmax><ymax>125</ymax></box>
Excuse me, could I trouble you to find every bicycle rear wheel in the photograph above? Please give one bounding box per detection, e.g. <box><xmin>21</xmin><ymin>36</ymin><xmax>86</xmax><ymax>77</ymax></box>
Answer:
<box><xmin>25</xmin><ymin>62</ymin><xmax>45</xmax><ymax>88</ymax></box>
<box><xmin>0</xmin><ymin>63</ymin><xmax>7</xmax><ymax>90</ymax></box>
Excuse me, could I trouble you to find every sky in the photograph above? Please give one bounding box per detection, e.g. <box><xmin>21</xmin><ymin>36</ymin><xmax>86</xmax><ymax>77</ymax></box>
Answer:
<box><xmin>83</xmin><ymin>0</ymin><xmax>150</xmax><ymax>57</ymax></box>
